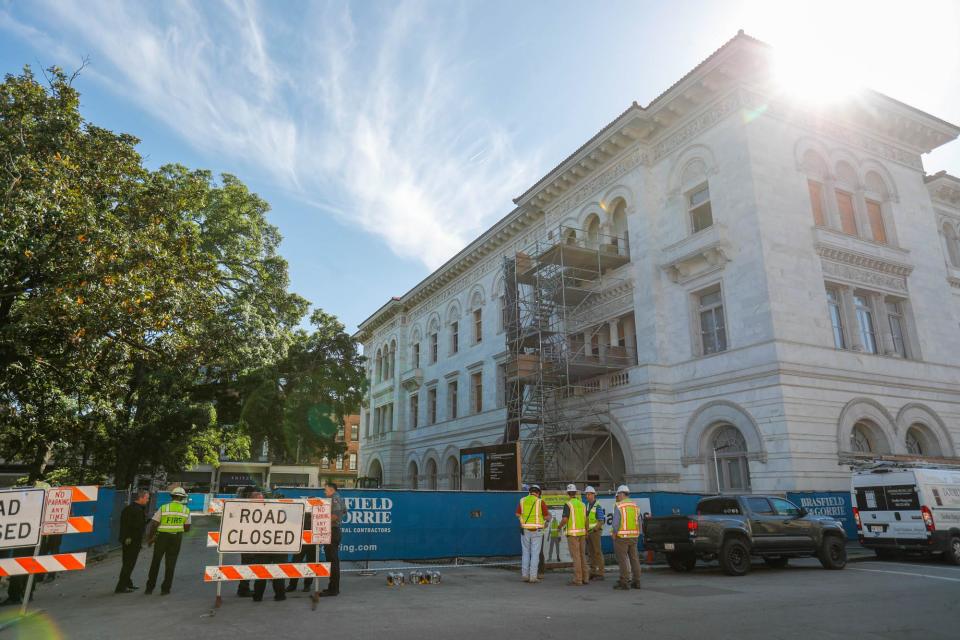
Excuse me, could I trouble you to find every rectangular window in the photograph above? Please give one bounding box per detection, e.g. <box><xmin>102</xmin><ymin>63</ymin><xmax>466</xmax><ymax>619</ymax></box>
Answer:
<box><xmin>808</xmin><ymin>180</ymin><xmax>826</xmax><ymax>226</ymax></box>
<box><xmin>336</xmin><ymin>454</ymin><xmax>343</xmax><ymax>470</ymax></box>
<box><xmin>471</xmin><ymin>371</ymin><xmax>483</xmax><ymax>414</ymax></box>
<box><xmin>473</xmin><ymin>309</ymin><xmax>482</xmax><ymax>344</ymax></box>
<box><xmin>866</xmin><ymin>199</ymin><xmax>887</xmax><ymax>244</ymax></box>
<box><xmin>499</xmin><ymin>295</ymin><xmax>508</xmax><ymax>331</ymax></box>
<box><xmin>336</xmin><ymin>425</ymin><xmax>345</xmax><ymax>441</ymax></box>
<box><xmin>350</xmin><ymin>423</ymin><xmax>359</xmax><ymax>441</ymax></box>
<box><xmin>826</xmin><ymin>288</ymin><xmax>845</xmax><ymax>349</ymax></box>
<box><xmin>854</xmin><ymin>294</ymin><xmax>877</xmax><ymax>354</ymax></box>
<box><xmin>697</xmin><ymin>288</ymin><xmax>727</xmax><ymax>355</ymax></box>
<box><xmin>430</xmin><ymin>333</ymin><xmax>438</xmax><ymax>363</ymax></box>
<box><xmin>448</xmin><ymin>380</ymin><xmax>458</xmax><ymax>420</ymax></box>
<box><xmin>835</xmin><ymin>190</ymin><xmax>858</xmax><ymax>236</ymax></box>
<box><xmin>886</xmin><ymin>301</ymin><xmax>907</xmax><ymax>358</ymax></box>
<box><xmin>413</xmin><ymin>343</ymin><xmax>420</xmax><ymax>369</ymax></box>
<box><xmin>451</xmin><ymin>322</ymin><xmax>459</xmax><ymax>354</ymax></box>
<box><xmin>409</xmin><ymin>393</ymin><xmax>419</xmax><ymax>429</ymax></box>
<box><xmin>428</xmin><ymin>387</ymin><xmax>437</xmax><ymax>425</ymax></box>
<box><xmin>349</xmin><ymin>453</ymin><xmax>357</xmax><ymax>471</ymax></box>
<box><xmin>321</xmin><ymin>457</ymin><xmax>330</xmax><ymax>470</ymax></box>
<box><xmin>688</xmin><ymin>184</ymin><xmax>713</xmax><ymax>233</ymax></box>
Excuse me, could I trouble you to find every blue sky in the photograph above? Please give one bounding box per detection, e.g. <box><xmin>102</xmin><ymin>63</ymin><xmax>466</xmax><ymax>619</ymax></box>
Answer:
<box><xmin>2</xmin><ymin>0</ymin><xmax>958</xmax><ymax>332</ymax></box>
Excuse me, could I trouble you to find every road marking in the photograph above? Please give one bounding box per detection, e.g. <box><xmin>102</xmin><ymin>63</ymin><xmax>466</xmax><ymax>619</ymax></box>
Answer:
<box><xmin>850</xmin><ymin>567</ymin><xmax>960</xmax><ymax>583</ymax></box>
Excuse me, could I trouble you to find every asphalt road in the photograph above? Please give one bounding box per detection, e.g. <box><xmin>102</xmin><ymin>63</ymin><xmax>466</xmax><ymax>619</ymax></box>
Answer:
<box><xmin>2</xmin><ymin>517</ymin><xmax>959</xmax><ymax>640</ymax></box>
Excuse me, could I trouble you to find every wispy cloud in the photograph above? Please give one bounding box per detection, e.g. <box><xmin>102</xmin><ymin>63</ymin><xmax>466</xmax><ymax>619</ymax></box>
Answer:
<box><xmin>1</xmin><ymin>0</ymin><xmax>540</xmax><ymax>269</ymax></box>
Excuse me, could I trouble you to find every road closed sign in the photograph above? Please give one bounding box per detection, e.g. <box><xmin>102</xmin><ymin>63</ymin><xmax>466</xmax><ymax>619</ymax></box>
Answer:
<box><xmin>0</xmin><ymin>488</ymin><xmax>45</xmax><ymax>550</ymax></box>
<box><xmin>218</xmin><ymin>500</ymin><xmax>304</xmax><ymax>554</ymax></box>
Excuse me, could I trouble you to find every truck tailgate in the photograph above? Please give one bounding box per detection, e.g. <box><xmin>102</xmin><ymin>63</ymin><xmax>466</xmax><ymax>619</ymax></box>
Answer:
<box><xmin>644</xmin><ymin>515</ymin><xmax>692</xmax><ymax>543</ymax></box>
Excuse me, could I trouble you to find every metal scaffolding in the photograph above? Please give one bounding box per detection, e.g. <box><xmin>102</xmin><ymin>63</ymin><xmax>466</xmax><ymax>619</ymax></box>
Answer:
<box><xmin>502</xmin><ymin>224</ymin><xmax>635</xmax><ymax>490</ymax></box>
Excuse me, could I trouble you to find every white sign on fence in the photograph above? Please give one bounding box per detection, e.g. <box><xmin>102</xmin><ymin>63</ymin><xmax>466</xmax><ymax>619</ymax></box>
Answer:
<box><xmin>0</xmin><ymin>488</ymin><xmax>46</xmax><ymax>550</ymax></box>
<box><xmin>217</xmin><ymin>500</ymin><xmax>304</xmax><ymax>554</ymax></box>
<box><xmin>311</xmin><ymin>499</ymin><xmax>332</xmax><ymax>545</ymax></box>
<box><xmin>42</xmin><ymin>488</ymin><xmax>73</xmax><ymax>535</ymax></box>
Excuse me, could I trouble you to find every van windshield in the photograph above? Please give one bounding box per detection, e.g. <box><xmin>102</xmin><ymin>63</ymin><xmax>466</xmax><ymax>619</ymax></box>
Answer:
<box><xmin>855</xmin><ymin>485</ymin><xmax>920</xmax><ymax>511</ymax></box>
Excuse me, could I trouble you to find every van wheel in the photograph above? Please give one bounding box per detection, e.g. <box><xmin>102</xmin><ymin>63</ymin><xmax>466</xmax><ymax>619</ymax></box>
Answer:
<box><xmin>818</xmin><ymin>537</ymin><xmax>847</xmax><ymax>570</ymax></box>
<box><xmin>666</xmin><ymin>553</ymin><xmax>697</xmax><ymax>572</ymax></box>
<box><xmin>946</xmin><ymin>537</ymin><xmax>960</xmax><ymax>566</ymax></box>
<box><xmin>719</xmin><ymin>538</ymin><xmax>751</xmax><ymax>576</ymax></box>
<box><xmin>763</xmin><ymin>557</ymin><xmax>789</xmax><ymax>569</ymax></box>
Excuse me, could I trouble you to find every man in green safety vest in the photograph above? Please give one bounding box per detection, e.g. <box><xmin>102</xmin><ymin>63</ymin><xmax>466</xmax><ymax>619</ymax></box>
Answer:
<box><xmin>515</xmin><ymin>484</ymin><xmax>550</xmax><ymax>583</ymax></box>
<box><xmin>584</xmin><ymin>486</ymin><xmax>606</xmax><ymax>581</ymax></box>
<box><xmin>558</xmin><ymin>483</ymin><xmax>588</xmax><ymax>586</ymax></box>
<box><xmin>612</xmin><ymin>485</ymin><xmax>642</xmax><ymax>591</ymax></box>
<box><xmin>145</xmin><ymin>486</ymin><xmax>192</xmax><ymax>595</ymax></box>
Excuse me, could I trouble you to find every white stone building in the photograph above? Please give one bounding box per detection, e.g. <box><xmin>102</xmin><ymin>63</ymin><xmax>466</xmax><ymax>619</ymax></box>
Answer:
<box><xmin>354</xmin><ymin>33</ymin><xmax>960</xmax><ymax>494</ymax></box>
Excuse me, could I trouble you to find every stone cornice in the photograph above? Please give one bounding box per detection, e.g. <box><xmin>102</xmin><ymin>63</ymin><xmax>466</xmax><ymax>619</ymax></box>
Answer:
<box><xmin>926</xmin><ymin>173</ymin><xmax>960</xmax><ymax>210</ymax></box>
<box><xmin>815</xmin><ymin>243</ymin><xmax>913</xmax><ymax>278</ymax></box>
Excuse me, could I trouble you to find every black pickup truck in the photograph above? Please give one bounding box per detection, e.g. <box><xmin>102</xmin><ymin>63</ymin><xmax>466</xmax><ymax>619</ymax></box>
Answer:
<box><xmin>644</xmin><ymin>495</ymin><xmax>848</xmax><ymax>576</ymax></box>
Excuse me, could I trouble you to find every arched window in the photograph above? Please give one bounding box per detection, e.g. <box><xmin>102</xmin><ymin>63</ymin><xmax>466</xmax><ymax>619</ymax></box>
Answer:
<box><xmin>942</xmin><ymin>221</ymin><xmax>960</xmax><ymax>268</ymax></box>
<box><xmin>585</xmin><ymin>214</ymin><xmax>601</xmax><ymax>249</ymax></box>
<box><xmin>711</xmin><ymin>425</ymin><xmax>751</xmax><ymax>493</ymax></box>
<box><xmin>905</xmin><ymin>424</ymin><xmax>942</xmax><ymax>457</ymax></box>
<box><xmin>801</xmin><ymin>150</ymin><xmax>829</xmax><ymax>227</ymax></box>
<box><xmin>375</xmin><ymin>348</ymin><xmax>383</xmax><ymax>382</ymax></box>
<box><xmin>425</xmin><ymin>458</ymin><xmax>438</xmax><ymax>490</ymax></box>
<box><xmin>850</xmin><ymin>420</ymin><xmax>890</xmax><ymax>454</ymax></box>
<box><xmin>388</xmin><ymin>340</ymin><xmax>397</xmax><ymax>380</ymax></box>
<box><xmin>834</xmin><ymin>162</ymin><xmax>860</xmax><ymax>236</ymax></box>
<box><xmin>863</xmin><ymin>171</ymin><xmax>891</xmax><ymax>245</ymax></box>
<box><xmin>407</xmin><ymin>461</ymin><xmax>419</xmax><ymax>490</ymax></box>
<box><xmin>367</xmin><ymin>459</ymin><xmax>383</xmax><ymax>486</ymax></box>
<box><xmin>445</xmin><ymin>455</ymin><xmax>459</xmax><ymax>490</ymax></box>
<box><xmin>611</xmin><ymin>200</ymin><xmax>628</xmax><ymax>253</ymax></box>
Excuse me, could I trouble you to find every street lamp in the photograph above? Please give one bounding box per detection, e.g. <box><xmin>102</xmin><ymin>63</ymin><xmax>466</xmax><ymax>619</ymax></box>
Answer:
<box><xmin>713</xmin><ymin>444</ymin><xmax>731</xmax><ymax>493</ymax></box>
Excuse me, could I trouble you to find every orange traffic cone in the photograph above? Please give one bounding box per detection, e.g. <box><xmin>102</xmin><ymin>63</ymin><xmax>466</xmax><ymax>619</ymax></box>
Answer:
<box><xmin>645</xmin><ymin>549</ymin><xmax>655</xmax><ymax>564</ymax></box>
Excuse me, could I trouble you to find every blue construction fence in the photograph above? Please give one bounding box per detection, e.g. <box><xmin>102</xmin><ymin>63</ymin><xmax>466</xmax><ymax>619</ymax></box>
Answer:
<box><xmin>55</xmin><ymin>488</ymin><xmax>857</xmax><ymax>557</ymax></box>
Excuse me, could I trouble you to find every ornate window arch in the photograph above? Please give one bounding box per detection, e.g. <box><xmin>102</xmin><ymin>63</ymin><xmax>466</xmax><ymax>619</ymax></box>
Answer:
<box><xmin>406</xmin><ymin>459</ymin><xmax>420</xmax><ymax>490</ymax></box>
<box><xmin>896</xmin><ymin>403</ymin><xmax>954</xmax><ymax>456</ymax></box>
<box><xmin>608</xmin><ymin>197</ymin><xmax>629</xmax><ymax>254</ymax></box>
<box><xmin>710</xmin><ymin>424</ymin><xmax>751</xmax><ymax>493</ymax></box>
<box><xmin>374</xmin><ymin>348</ymin><xmax>383</xmax><ymax>382</ymax></box>
<box><xmin>837</xmin><ymin>398</ymin><xmax>897</xmax><ymax>456</ymax></box>
<box><xmin>423</xmin><ymin>455</ymin><xmax>439</xmax><ymax>490</ymax></box>
<box><xmin>862</xmin><ymin>170</ymin><xmax>894</xmax><ymax>245</ymax></box>
<box><xmin>682</xmin><ymin>401</ymin><xmax>765</xmax><ymax>493</ymax></box>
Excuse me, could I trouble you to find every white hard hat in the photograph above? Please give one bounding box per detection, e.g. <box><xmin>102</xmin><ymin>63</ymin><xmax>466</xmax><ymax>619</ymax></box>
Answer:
<box><xmin>566</xmin><ymin>483</ymin><xmax>578</xmax><ymax>492</ymax></box>
<box><xmin>171</xmin><ymin>487</ymin><xmax>188</xmax><ymax>498</ymax></box>
<box><xmin>584</xmin><ymin>486</ymin><xmax>597</xmax><ymax>494</ymax></box>
<box><xmin>616</xmin><ymin>484</ymin><xmax>630</xmax><ymax>494</ymax></box>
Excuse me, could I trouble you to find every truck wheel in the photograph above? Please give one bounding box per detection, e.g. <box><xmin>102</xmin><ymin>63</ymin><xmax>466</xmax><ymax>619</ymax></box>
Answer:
<box><xmin>763</xmin><ymin>557</ymin><xmax>788</xmax><ymax>569</ymax></box>
<box><xmin>946</xmin><ymin>536</ymin><xmax>960</xmax><ymax>566</ymax></box>
<box><xmin>719</xmin><ymin>538</ymin><xmax>751</xmax><ymax>576</ymax></box>
<box><xmin>818</xmin><ymin>537</ymin><xmax>847</xmax><ymax>570</ymax></box>
<box><xmin>666</xmin><ymin>553</ymin><xmax>697</xmax><ymax>572</ymax></box>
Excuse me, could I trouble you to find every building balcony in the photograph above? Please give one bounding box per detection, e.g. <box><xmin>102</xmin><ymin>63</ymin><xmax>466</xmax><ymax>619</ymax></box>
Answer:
<box><xmin>813</xmin><ymin>226</ymin><xmax>912</xmax><ymax>270</ymax></box>
<box><xmin>400</xmin><ymin>367</ymin><xmax>424</xmax><ymax>391</ymax></box>
<box><xmin>660</xmin><ymin>223</ymin><xmax>731</xmax><ymax>283</ymax></box>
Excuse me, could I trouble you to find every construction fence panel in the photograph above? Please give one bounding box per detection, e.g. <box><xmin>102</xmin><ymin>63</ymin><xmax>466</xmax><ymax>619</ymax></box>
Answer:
<box><xmin>60</xmin><ymin>488</ymin><xmax>126</xmax><ymax>553</ymax></box>
<box><xmin>786</xmin><ymin>491</ymin><xmax>857</xmax><ymax>540</ymax></box>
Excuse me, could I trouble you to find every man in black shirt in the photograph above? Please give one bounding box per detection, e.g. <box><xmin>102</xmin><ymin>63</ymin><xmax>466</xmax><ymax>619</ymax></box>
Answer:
<box><xmin>115</xmin><ymin>490</ymin><xmax>150</xmax><ymax>593</ymax></box>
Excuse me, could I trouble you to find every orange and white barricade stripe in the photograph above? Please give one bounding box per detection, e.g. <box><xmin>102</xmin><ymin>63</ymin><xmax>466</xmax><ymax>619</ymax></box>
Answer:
<box><xmin>206</xmin><ymin>530</ymin><xmax>320</xmax><ymax>547</ymax></box>
<box><xmin>63</xmin><ymin>515</ymin><xmax>95</xmax><ymax>534</ymax></box>
<box><xmin>208</xmin><ymin>496</ymin><xmax>325</xmax><ymax>515</ymax></box>
<box><xmin>57</xmin><ymin>486</ymin><xmax>98</xmax><ymax>502</ymax></box>
<box><xmin>203</xmin><ymin>562</ymin><xmax>330</xmax><ymax>582</ymax></box>
<box><xmin>0</xmin><ymin>553</ymin><xmax>87</xmax><ymax>577</ymax></box>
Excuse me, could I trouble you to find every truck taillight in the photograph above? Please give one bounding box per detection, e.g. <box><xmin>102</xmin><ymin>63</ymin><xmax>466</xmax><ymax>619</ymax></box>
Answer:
<box><xmin>921</xmin><ymin>505</ymin><xmax>935</xmax><ymax>532</ymax></box>
<box><xmin>852</xmin><ymin>507</ymin><xmax>862</xmax><ymax>532</ymax></box>
<box><xmin>688</xmin><ymin>519</ymin><xmax>698</xmax><ymax>538</ymax></box>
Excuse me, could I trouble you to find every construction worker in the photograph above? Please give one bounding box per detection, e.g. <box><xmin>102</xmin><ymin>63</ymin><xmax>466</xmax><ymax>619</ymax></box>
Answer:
<box><xmin>547</xmin><ymin>513</ymin><xmax>562</xmax><ymax>562</ymax></box>
<box><xmin>145</xmin><ymin>486</ymin><xmax>191</xmax><ymax>595</ymax></box>
<box><xmin>515</xmin><ymin>484</ymin><xmax>549</xmax><ymax>582</ymax></box>
<box><xmin>612</xmin><ymin>485</ymin><xmax>642</xmax><ymax>590</ymax></box>
<box><xmin>316</xmin><ymin>481</ymin><xmax>347</xmax><ymax>598</ymax></box>
<box><xmin>558</xmin><ymin>483</ymin><xmax>587</xmax><ymax>586</ymax></box>
<box><xmin>584</xmin><ymin>486</ymin><xmax>605</xmax><ymax>580</ymax></box>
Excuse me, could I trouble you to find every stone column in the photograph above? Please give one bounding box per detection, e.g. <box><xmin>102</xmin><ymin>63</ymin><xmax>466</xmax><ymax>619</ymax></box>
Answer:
<box><xmin>824</xmin><ymin>176</ymin><xmax>842</xmax><ymax>230</ymax></box>
<box><xmin>609</xmin><ymin>318</ymin><xmax>620</xmax><ymax>347</ymax></box>
<box><xmin>838</xmin><ymin>286</ymin><xmax>863</xmax><ymax>351</ymax></box>
<box><xmin>853</xmin><ymin>188</ymin><xmax>871</xmax><ymax>240</ymax></box>
<box><xmin>872</xmin><ymin>293</ymin><xmax>896</xmax><ymax>356</ymax></box>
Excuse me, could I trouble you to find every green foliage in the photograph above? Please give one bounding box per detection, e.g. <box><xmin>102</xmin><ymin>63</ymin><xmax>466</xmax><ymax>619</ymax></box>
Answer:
<box><xmin>0</xmin><ymin>66</ymin><xmax>360</xmax><ymax>487</ymax></box>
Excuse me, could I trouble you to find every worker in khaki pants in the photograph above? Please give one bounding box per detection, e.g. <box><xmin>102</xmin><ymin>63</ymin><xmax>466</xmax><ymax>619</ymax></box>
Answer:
<box><xmin>584</xmin><ymin>486</ymin><xmax>605</xmax><ymax>580</ymax></box>
<box><xmin>612</xmin><ymin>485</ymin><xmax>642</xmax><ymax>590</ymax></box>
<box><xmin>558</xmin><ymin>483</ymin><xmax>588</xmax><ymax>586</ymax></box>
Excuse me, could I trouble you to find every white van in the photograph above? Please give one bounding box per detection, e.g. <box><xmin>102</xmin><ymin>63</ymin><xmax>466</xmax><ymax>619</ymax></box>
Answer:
<box><xmin>852</xmin><ymin>466</ymin><xmax>960</xmax><ymax>563</ymax></box>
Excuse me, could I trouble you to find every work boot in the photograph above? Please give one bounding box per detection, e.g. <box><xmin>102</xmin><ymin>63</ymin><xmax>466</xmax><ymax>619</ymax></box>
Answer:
<box><xmin>613</xmin><ymin>582</ymin><xmax>630</xmax><ymax>590</ymax></box>
<box><xmin>274</xmin><ymin>593</ymin><xmax>286</xmax><ymax>601</ymax></box>
<box><xmin>144</xmin><ymin>588</ymin><xmax>154</xmax><ymax>595</ymax></box>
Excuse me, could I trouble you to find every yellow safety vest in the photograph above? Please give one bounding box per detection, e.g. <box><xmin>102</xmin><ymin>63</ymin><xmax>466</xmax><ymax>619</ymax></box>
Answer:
<box><xmin>565</xmin><ymin>499</ymin><xmax>587</xmax><ymax>537</ymax></box>
<box><xmin>616</xmin><ymin>500</ymin><xmax>640</xmax><ymax>538</ymax></box>
<box><xmin>519</xmin><ymin>495</ymin><xmax>545</xmax><ymax>530</ymax></box>
<box><xmin>549</xmin><ymin>518</ymin><xmax>561</xmax><ymax>539</ymax></box>
<box><xmin>157</xmin><ymin>501</ymin><xmax>189</xmax><ymax>534</ymax></box>
<box><xmin>586</xmin><ymin>501</ymin><xmax>601</xmax><ymax>529</ymax></box>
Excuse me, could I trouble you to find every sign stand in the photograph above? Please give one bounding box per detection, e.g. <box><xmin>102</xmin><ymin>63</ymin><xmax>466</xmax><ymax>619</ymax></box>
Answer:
<box><xmin>311</xmin><ymin>542</ymin><xmax>320</xmax><ymax>611</ymax></box>
<box><xmin>18</xmin><ymin>538</ymin><xmax>42</xmax><ymax>618</ymax></box>
<box><xmin>214</xmin><ymin>552</ymin><xmax>223</xmax><ymax>609</ymax></box>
